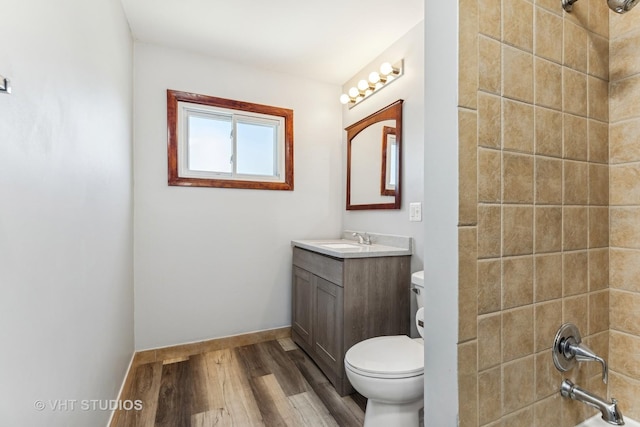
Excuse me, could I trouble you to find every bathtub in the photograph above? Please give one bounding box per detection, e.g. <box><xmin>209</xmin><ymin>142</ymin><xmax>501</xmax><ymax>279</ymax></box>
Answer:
<box><xmin>577</xmin><ymin>415</ymin><xmax>640</xmax><ymax>426</ymax></box>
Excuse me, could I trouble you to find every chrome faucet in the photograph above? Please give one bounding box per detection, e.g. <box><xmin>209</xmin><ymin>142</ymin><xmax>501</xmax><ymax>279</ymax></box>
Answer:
<box><xmin>352</xmin><ymin>232</ymin><xmax>371</xmax><ymax>245</ymax></box>
<box><xmin>561</xmin><ymin>380</ymin><xmax>625</xmax><ymax>426</ymax></box>
<box><xmin>553</xmin><ymin>323</ymin><xmax>608</xmax><ymax>383</ymax></box>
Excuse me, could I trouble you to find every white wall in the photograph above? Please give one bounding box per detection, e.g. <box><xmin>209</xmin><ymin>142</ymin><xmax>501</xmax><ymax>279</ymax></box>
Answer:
<box><xmin>341</xmin><ymin>22</ymin><xmax>425</xmax><ymax>275</ymax></box>
<box><xmin>133</xmin><ymin>43</ymin><xmax>343</xmax><ymax>350</ymax></box>
<box><xmin>0</xmin><ymin>1</ymin><xmax>134</xmax><ymax>426</ymax></box>
<box><xmin>423</xmin><ymin>1</ymin><xmax>459</xmax><ymax>425</ymax></box>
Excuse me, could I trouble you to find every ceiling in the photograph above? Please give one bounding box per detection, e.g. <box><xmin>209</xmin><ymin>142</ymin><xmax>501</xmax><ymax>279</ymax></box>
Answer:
<box><xmin>119</xmin><ymin>0</ymin><xmax>424</xmax><ymax>85</ymax></box>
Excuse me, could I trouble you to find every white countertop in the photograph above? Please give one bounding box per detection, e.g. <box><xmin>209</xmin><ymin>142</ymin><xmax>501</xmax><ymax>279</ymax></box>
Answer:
<box><xmin>292</xmin><ymin>232</ymin><xmax>412</xmax><ymax>259</ymax></box>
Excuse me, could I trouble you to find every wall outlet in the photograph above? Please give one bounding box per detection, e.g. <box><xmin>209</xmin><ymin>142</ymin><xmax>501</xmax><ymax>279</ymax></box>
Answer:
<box><xmin>409</xmin><ymin>202</ymin><xmax>422</xmax><ymax>222</ymax></box>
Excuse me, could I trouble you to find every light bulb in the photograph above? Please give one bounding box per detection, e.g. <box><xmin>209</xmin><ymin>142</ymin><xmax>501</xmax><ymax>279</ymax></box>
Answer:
<box><xmin>374</xmin><ymin>82</ymin><xmax>384</xmax><ymax>90</ymax></box>
<box><xmin>357</xmin><ymin>79</ymin><xmax>369</xmax><ymax>91</ymax></box>
<box><xmin>340</xmin><ymin>94</ymin><xmax>350</xmax><ymax>104</ymax></box>
<box><xmin>380</xmin><ymin>62</ymin><xmax>394</xmax><ymax>76</ymax></box>
<box><xmin>369</xmin><ymin>71</ymin><xmax>381</xmax><ymax>84</ymax></box>
<box><xmin>355</xmin><ymin>95</ymin><xmax>363</xmax><ymax>103</ymax></box>
<box><xmin>364</xmin><ymin>89</ymin><xmax>373</xmax><ymax>97</ymax></box>
<box><xmin>348</xmin><ymin>87</ymin><xmax>359</xmax><ymax>98</ymax></box>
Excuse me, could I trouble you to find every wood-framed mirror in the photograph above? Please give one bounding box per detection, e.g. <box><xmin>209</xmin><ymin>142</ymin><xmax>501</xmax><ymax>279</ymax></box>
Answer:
<box><xmin>345</xmin><ymin>100</ymin><xmax>403</xmax><ymax>210</ymax></box>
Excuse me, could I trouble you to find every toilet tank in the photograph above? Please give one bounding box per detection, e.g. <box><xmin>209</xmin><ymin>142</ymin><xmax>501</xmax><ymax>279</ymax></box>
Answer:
<box><xmin>411</xmin><ymin>271</ymin><xmax>424</xmax><ymax>309</ymax></box>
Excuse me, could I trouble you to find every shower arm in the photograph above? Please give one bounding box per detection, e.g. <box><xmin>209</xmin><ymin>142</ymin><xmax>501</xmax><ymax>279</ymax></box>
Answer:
<box><xmin>562</xmin><ymin>0</ymin><xmax>579</xmax><ymax>11</ymax></box>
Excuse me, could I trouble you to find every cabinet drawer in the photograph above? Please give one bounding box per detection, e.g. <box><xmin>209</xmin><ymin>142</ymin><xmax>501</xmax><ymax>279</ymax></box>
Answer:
<box><xmin>293</xmin><ymin>247</ymin><xmax>343</xmax><ymax>286</ymax></box>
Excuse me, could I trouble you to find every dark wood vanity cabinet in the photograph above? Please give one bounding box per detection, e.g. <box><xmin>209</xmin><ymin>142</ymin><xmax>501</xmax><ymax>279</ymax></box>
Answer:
<box><xmin>291</xmin><ymin>247</ymin><xmax>411</xmax><ymax>396</ymax></box>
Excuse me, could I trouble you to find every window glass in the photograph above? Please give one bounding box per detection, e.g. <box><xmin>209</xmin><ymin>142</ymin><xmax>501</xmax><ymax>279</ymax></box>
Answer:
<box><xmin>187</xmin><ymin>114</ymin><xmax>232</xmax><ymax>174</ymax></box>
<box><xmin>236</xmin><ymin>120</ymin><xmax>277</xmax><ymax>176</ymax></box>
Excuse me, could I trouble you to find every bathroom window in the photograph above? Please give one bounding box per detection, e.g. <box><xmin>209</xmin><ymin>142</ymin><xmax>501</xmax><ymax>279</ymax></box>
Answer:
<box><xmin>167</xmin><ymin>90</ymin><xmax>294</xmax><ymax>190</ymax></box>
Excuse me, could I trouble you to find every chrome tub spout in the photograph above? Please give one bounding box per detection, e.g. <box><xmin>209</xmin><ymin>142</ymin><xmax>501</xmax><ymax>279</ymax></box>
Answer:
<box><xmin>561</xmin><ymin>380</ymin><xmax>625</xmax><ymax>426</ymax></box>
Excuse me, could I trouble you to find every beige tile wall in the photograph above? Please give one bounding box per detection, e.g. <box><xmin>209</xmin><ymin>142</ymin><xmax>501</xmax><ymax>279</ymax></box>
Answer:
<box><xmin>457</xmin><ymin>0</ymin><xmax>612</xmax><ymax>425</ymax></box>
<box><xmin>609</xmin><ymin>9</ymin><xmax>640</xmax><ymax>422</ymax></box>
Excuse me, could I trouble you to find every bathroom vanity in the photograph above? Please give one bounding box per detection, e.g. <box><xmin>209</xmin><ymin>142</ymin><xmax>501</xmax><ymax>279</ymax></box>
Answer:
<box><xmin>290</xmin><ymin>233</ymin><xmax>412</xmax><ymax>396</ymax></box>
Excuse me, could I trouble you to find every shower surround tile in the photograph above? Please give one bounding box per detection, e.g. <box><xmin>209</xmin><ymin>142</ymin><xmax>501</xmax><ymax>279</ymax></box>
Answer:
<box><xmin>610</xmin><ymin>290</ymin><xmax>640</xmax><ymax>336</ymax></box>
<box><xmin>610</xmin><ymin>249</ymin><xmax>640</xmax><ymax>292</ymax></box>
<box><xmin>588</xmin><ymin>33</ymin><xmax>609</xmax><ymax>80</ymax></box>
<box><xmin>459</xmin><ymin>109</ymin><xmax>478</xmax><ymax>224</ymax></box>
<box><xmin>610</xmin><ymin>29</ymin><xmax>640</xmax><ymax>81</ymax></box>
<box><xmin>535</xmin><ymin>107</ymin><xmax>563</xmax><ymax>157</ymax></box>
<box><xmin>534</xmin><ymin>253</ymin><xmax>563</xmax><ymax>302</ymax></box>
<box><xmin>564</xmin><ymin>20</ymin><xmax>589</xmax><ymax>73</ymax></box>
<box><xmin>478</xmin><ymin>92</ymin><xmax>502</xmax><ymax>149</ymax></box>
<box><xmin>610</xmin><ymin>163</ymin><xmax>640</xmax><ymax>205</ymax></box>
<box><xmin>535</xmin><ymin>157</ymin><xmax>563</xmax><ymax>204</ymax></box>
<box><xmin>478</xmin><ymin>0</ymin><xmax>501</xmax><ymax>39</ymax></box>
<box><xmin>502</xmin><ymin>205</ymin><xmax>534</xmax><ymax>256</ymax></box>
<box><xmin>478</xmin><ymin>148</ymin><xmax>501</xmax><ymax>203</ymax></box>
<box><xmin>502</xmin><ymin>256</ymin><xmax>534</xmax><ymax>309</ymax></box>
<box><xmin>478</xmin><ymin>367</ymin><xmax>501</xmax><ymax>424</ymax></box>
<box><xmin>611</xmin><ymin>207</ymin><xmax>640</xmax><ymax>248</ymax></box>
<box><xmin>563</xmin><ymin>114</ymin><xmax>589</xmax><ymax>161</ymax></box>
<box><xmin>459</xmin><ymin>0</ymin><xmax>478</xmax><ymax>109</ymax></box>
<box><xmin>478</xmin><ymin>35</ymin><xmax>501</xmax><ymax>94</ymax></box>
<box><xmin>458</xmin><ymin>1</ymin><xmax>613</xmax><ymax>424</ymax></box>
<box><xmin>611</xmin><ymin>118</ymin><xmax>640</xmax><ymax>163</ymax></box>
<box><xmin>502</xmin><ymin>0</ymin><xmax>533</xmax><ymax>52</ymax></box>
<box><xmin>589</xmin><ymin>207</ymin><xmax>609</xmax><ymax>248</ymax></box>
<box><xmin>478</xmin><ymin>259</ymin><xmax>501</xmax><ymax>314</ymax></box>
<box><xmin>563</xmin><ymin>251</ymin><xmax>589</xmax><ymax>296</ymax></box>
<box><xmin>534</xmin><ymin>300</ymin><xmax>562</xmax><ymax>351</ymax></box>
<box><xmin>588</xmin><ymin>119</ymin><xmax>609</xmax><ymax>163</ymax></box>
<box><xmin>588</xmin><ymin>76</ymin><xmax>609</xmax><ymax>121</ymax></box>
<box><xmin>563</xmin><ymin>160</ymin><xmax>589</xmax><ymax>205</ymax></box>
<box><xmin>503</xmin><ymin>100</ymin><xmax>534</xmax><ymax>153</ymax></box>
<box><xmin>502</xmin><ymin>356</ymin><xmax>535</xmax><ymax>414</ymax></box>
<box><xmin>502</xmin><ymin>153</ymin><xmax>533</xmax><ymax>203</ymax></box>
<box><xmin>588</xmin><ymin>248</ymin><xmax>609</xmax><ymax>291</ymax></box>
<box><xmin>535</xmin><ymin>58</ymin><xmax>563</xmax><ymax>110</ymax></box>
<box><xmin>535</xmin><ymin>206</ymin><xmax>562</xmax><ymax>253</ymax></box>
<box><xmin>478</xmin><ymin>313</ymin><xmax>502</xmax><ymax>371</ymax></box>
<box><xmin>535</xmin><ymin>7</ymin><xmax>563</xmax><ymax>63</ymax></box>
<box><xmin>563</xmin><ymin>68</ymin><xmax>588</xmax><ymax>116</ymax></box>
<box><xmin>502</xmin><ymin>46</ymin><xmax>534</xmax><ymax>103</ymax></box>
<box><xmin>610</xmin><ymin>74</ymin><xmax>640</xmax><ymax>122</ymax></box>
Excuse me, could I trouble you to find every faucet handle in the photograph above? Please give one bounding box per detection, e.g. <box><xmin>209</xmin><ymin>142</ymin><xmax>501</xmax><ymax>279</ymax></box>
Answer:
<box><xmin>352</xmin><ymin>232</ymin><xmax>371</xmax><ymax>245</ymax></box>
<box><xmin>566</xmin><ymin>338</ymin><xmax>608</xmax><ymax>384</ymax></box>
<box><xmin>553</xmin><ymin>323</ymin><xmax>608</xmax><ymax>384</ymax></box>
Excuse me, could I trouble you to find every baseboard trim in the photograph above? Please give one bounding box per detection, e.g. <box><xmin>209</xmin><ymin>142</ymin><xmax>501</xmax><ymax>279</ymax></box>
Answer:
<box><xmin>107</xmin><ymin>352</ymin><xmax>136</xmax><ymax>427</ymax></box>
<box><xmin>134</xmin><ymin>326</ymin><xmax>292</xmax><ymax>366</ymax></box>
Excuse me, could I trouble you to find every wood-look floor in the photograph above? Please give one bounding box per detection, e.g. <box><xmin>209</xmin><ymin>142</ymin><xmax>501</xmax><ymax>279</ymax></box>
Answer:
<box><xmin>113</xmin><ymin>338</ymin><xmax>366</xmax><ymax>427</ymax></box>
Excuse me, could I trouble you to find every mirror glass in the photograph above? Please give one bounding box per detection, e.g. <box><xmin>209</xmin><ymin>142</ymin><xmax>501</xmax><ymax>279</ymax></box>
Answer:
<box><xmin>346</xmin><ymin>100</ymin><xmax>403</xmax><ymax>210</ymax></box>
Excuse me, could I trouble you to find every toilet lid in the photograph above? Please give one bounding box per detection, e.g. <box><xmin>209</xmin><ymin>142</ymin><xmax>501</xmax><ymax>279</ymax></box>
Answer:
<box><xmin>345</xmin><ymin>335</ymin><xmax>424</xmax><ymax>378</ymax></box>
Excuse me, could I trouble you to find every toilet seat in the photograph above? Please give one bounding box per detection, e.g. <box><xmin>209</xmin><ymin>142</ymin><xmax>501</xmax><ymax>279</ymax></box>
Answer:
<box><xmin>345</xmin><ymin>335</ymin><xmax>424</xmax><ymax>379</ymax></box>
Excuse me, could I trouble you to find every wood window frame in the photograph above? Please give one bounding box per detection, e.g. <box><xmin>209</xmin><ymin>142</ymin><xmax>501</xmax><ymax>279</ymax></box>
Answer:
<box><xmin>167</xmin><ymin>90</ymin><xmax>294</xmax><ymax>190</ymax></box>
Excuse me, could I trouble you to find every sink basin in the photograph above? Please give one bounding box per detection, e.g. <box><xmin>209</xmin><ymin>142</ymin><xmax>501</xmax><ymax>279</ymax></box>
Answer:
<box><xmin>321</xmin><ymin>243</ymin><xmax>361</xmax><ymax>249</ymax></box>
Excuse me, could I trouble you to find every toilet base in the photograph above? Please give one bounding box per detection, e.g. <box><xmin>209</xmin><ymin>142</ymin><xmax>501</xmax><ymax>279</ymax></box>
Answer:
<box><xmin>363</xmin><ymin>398</ymin><xmax>424</xmax><ymax>427</ymax></box>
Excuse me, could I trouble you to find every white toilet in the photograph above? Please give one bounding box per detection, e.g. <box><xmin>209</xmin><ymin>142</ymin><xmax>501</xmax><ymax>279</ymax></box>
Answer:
<box><xmin>344</xmin><ymin>271</ymin><xmax>425</xmax><ymax>427</ymax></box>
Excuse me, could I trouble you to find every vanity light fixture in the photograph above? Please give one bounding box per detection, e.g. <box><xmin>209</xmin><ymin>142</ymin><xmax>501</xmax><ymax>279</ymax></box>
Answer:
<box><xmin>340</xmin><ymin>60</ymin><xmax>404</xmax><ymax>108</ymax></box>
<box><xmin>0</xmin><ymin>74</ymin><xmax>11</xmax><ymax>94</ymax></box>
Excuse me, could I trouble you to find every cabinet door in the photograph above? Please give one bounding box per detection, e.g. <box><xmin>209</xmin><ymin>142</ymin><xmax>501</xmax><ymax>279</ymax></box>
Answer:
<box><xmin>314</xmin><ymin>276</ymin><xmax>343</xmax><ymax>375</ymax></box>
<box><xmin>292</xmin><ymin>267</ymin><xmax>314</xmax><ymax>347</ymax></box>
